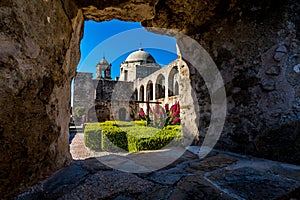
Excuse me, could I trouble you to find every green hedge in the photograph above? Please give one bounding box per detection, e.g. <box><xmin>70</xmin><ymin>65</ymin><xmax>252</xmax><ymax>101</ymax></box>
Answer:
<box><xmin>84</xmin><ymin>121</ymin><xmax>182</xmax><ymax>152</ymax></box>
<box><xmin>84</xmin><ymin>122</ymin><xmax>128</xmax><ymax>152</ymax></box>
<box><xmin>84</xmin><ymin>128</ymin><xmax>102</xmax><ymax>150</ymax></box>
<box><xmin>133</xmin><ymin>120</ymin><xmax>147</xmax><ymax>127</ymax></box>
<box><xmin>127</xmin><ymin>127</ymin><xmax>182</xmax><ymax>152</ymax></box>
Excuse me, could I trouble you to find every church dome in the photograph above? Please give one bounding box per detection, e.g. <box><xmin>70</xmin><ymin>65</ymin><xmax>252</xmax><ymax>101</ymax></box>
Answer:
<box><xmin>125</xmin><ymin>48</ymin><xmax>155</xmax><ymax>63</ymax></box>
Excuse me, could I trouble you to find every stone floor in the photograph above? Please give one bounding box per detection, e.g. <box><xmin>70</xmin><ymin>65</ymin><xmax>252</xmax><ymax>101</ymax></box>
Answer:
<box><xmin>16</xmin><ymin>133</ymin><xmax>300</xmax><ymax>200</ymax></box>
<box><xmin>69</xmin><ymin>132</ymin><xmax>93</xmax><ymax>160</ymax></box>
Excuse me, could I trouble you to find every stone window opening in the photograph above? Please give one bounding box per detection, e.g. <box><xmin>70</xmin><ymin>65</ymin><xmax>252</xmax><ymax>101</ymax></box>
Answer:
<box><xmin>174</xmin><ymin>81</ymin><xmax>179</xmax><ymax>95</ymax></box>
<box><xmin>155</xmin><ymin>74</ymin><xmax>165</xmax><ymax>99</ymax></box>
<box><xmin>133</xmin><ymin>89</ymin><xmax>138</xmax><ymax>100</ymax></box>
<box><xmin>168</xmin><ymin>66</ymin><xmax>179</xmax><ymax>97</ymax></box>
<box><xmin>124</xmin><ymin>70</ymin><xmax>128</xmax><ymax>81</ymax></box>
<box><xmin>146</xmin><ymin>81</ymin><xmax>154</xmax><ymax>100</ymax></box>
<box><xmin>139</xmin><ymin>85</ymin><xmax>145</xmax><ymax>101</ymax></box>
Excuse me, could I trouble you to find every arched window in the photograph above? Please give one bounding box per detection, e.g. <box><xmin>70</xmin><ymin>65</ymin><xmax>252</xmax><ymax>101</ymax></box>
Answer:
<box><xmin>168</xmin><ymin>66</ymin><xmax>179</xmax><ymax>97</ymax></box>
<box><xmin>132</xmin><ymin>88</ymin><xmax>138</xmax><ymax>100</ymax></box>
<box><xmin>155</xmin><ymin>74</ymin><xmax>165</xmax><ymax>99</ymax></box>
<box><xmin>139</xmin><ymin>85</ymin><xmax>144</xmax><ymax>101</ymax></box>
<box><xmin>146</xmin><ymin>81</ymin><xmax>153</xmax><ymax>100</ymax></box>
<box><xmin>174</xmin><ymin>81</ymin><xmax>179</xmax><ymax>95</ymax></box>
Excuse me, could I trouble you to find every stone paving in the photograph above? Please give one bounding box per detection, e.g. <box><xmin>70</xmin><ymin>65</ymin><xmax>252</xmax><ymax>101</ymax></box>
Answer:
<box><xmin>69</xmin><ymin>133</ymin><xmax>93</xmax><ymax>160</ymax></box>
<box><xmin>15</xmin><ymin>134</ymin><xmax>300</xmax><ymax>200</ymax></box>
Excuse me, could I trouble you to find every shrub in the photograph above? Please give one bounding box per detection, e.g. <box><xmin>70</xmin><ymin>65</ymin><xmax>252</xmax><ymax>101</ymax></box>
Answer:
<box><xmin>84</xmin><ymin>122</ymin><xmax>128</xmax><ymax>152</ymax></box>
<box><xmin>133</xmin><ymin>120</ymin><xmax>147</xmax><ymax>126</ymax></box>
<box><xmin>127</xmin><ymin>125</ymin><xmax>182</xmax><ymax>152</ymax></box>
<box><xmin>84</xmin><ymin>121</ymin><xmax>183</xmax><ymax>153</ymax></box>
<box><xmin>84</xmin><ymin>128</ymin><xmax>102</xmax><ymax>151</ymax></box>
<box><xmin>148</xmin><ymin>104</ymin><xmax>167</xmax><ymax>128</ymax></box>
<box><xmin>167</xmin><ymin>101</ymin><xmax>180</xmax><ymax>125</ymax></box>
<box><xmin>74</xmin><ymin>106</ymin><xmax>86</xmax><ymax>122</ymax></box>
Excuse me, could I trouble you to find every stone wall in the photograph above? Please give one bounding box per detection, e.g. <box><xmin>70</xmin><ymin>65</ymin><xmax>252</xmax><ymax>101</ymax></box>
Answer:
<box><xmin>95</xmin><ymin>79</ymin><xmax>134</xmax><ymax>121</ymax></box>
<box><xmin>96</xmin><ymin>79</ymin><xmax>134</xmax><ymax>101</ymax></box>
<box><xmin>136</xmin><ymin>64</ymin><xmax>161</xmax><ymax>79</ymax></box>
<box><xmin>175</xmin><ymin>0</ymin><xmax>300</xmax><ymax>162</ymax></box>
<box><xmin>0</xmin><ymin>0</ymin><xmax>83</xmax><ymax>197</ymax></box>
<box><xmin>1</xmin><ymin>0</ymin><xmax>299</xmax><ymax>198</ymax></box>
<box><xmin>73</xmin><ymin>72</ymin><xmax>95</xmax><ymax>119</ymax></box>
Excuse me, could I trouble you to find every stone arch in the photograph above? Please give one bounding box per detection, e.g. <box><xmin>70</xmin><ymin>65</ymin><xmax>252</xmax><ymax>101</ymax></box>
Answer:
<box><xmin>168</xmin><ymin>66</ymin><xmax>179</xmax><ymax>97</ymax></box>
<box><xmin>146</xmin><ymin>80</ymin><xmax>154</xmax><ymax>100</ymax></box>
<box><xmin>139</xmin><ymin>85</ymin><xmax>144</xmax><ymax>101</ymax></box>
<box><xmin>174</xmin><ymin>81</ymin><xmax>179</xmax><ymax>96</ymax></box>
<box><xmin>87</xmin><ymin>106</ymin><xmax>98</xmax><ymax>122</ymax></box>
<box><xmin>118</xmin><ymin>107</ymin><xmax>128</xmax><ymax>121</ymax></box>
<box><xmin>155</xmin><ymin>74</ymin><xmax>165</xmax><ymax>99</ymax></box>
<box><xmin>95</xmin><ymin>103</ymin><xmax>111</xmax><ymax>122</ymax></box>
<box><xmin>4</xmin><ymin>1</ymin><xmax>298</xmax><ymax>197</ymax></box>
<box><xmin>133</xmin><ymin>88</ymin><xmax>138</xmax><ymax>100</ymax></box>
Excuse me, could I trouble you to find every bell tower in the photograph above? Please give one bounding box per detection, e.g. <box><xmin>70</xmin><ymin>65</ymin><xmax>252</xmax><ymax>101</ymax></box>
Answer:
<box><xmin>96</xmin><ymin>56</ymin><xmax>111</xmax><ymax>79</ymax></box>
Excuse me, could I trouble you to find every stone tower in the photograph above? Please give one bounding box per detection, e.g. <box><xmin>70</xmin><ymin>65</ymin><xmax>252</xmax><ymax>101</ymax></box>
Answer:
<box><xmin>96</xmin><ymin>56</ymin><xmax>112</xmax><ymax>79</ymax></box>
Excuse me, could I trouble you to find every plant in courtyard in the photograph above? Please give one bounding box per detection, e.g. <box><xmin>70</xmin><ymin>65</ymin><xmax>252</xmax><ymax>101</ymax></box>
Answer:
<box><xmin>167</xmin><ymin>101</ymin><xmax>180</xmax><ymax>125</ymax></box>
<box><xmin>148</xmin><ymin>104</ymin><xmax>167</xmax><ymax>128</ymax></box>
<box><xmin>74</xmin><ymin>106</ymin><xmax>86</xmax><ymax>122</ymax></box>
<box><xmin>138</xmin><ymin>101</ymin><xmax>180</xmax><ymax>127</ymax></box>
<box><xmin>139</xmin><ymin>107</ymin><xmax>152</xmax><ymax>125</ymax></box>
<box><xmin>139</xmin><ymin>108</ymin><xmax>146</xmax><ymax>120</ymax></box>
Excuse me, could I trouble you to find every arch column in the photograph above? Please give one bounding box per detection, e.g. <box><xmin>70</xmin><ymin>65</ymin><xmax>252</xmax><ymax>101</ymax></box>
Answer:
<box><xmin>165</xmin><ymin>77</ymin><xmax>169</xmax><ymax>100</ymax></box>
<box><xmin>152</xmin><ymin>78</ymin><xmax>156</xmax><ymax>100</ymax></box>
<box><xmin>144</xmin><ymin>86</ymin><xmax>147</xmax><ymax>101</ymax></box>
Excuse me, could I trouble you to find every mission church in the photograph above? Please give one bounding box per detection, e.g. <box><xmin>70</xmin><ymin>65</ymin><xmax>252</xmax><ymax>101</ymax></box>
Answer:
<box><xmin>73</xmin><ymin>47</ymin><xmax>188</xmax><ymax>122</ymax></box>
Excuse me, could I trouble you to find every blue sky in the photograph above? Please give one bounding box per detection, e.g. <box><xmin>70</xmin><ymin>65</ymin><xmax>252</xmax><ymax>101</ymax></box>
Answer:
<box><xmin>77</xmin><ymin>20</ymin><xmax>178</xmax><ymax>79</ymax></box>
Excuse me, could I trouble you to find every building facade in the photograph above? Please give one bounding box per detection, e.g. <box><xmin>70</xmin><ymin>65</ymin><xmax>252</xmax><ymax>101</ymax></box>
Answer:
<box><xmin>73</xmin><ymin>48</ymin><xmax>188</xmax><ymax>122</ymax></box>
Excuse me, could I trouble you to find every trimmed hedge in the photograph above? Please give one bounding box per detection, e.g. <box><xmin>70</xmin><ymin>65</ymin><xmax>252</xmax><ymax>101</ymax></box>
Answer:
<box><xmin>84</xmin><ymin>128</ymin><xmax>102</xmax><ymax>150</ymax></box>
<box><xmin>127</xmin><ymin>127</ymin><xmax>182</xmax><ymax>152</ymax></box>
<box><xmin>84</xmin><ymin>121</ymin><xmax>182</xmax><ymax>152</ymax></box>
<box><xmin>84</xmin><ymin>122</ymin><xmax>128</xmax><ymax>152</ymax></box>
<box><xmin>133</xmin><ymin>120</ymin><xmax>147</xmax><ymax>127</ymax></box>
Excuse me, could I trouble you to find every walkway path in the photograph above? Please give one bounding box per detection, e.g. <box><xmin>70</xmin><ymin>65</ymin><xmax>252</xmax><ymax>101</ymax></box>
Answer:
<box><xmin>69</xmin><ymin>133</ymin><xmax>93</xmax><ymax>160</ymax></box>
<box><xmin>16</xmin><ymin>143</ymin><xmax>300</xmax><ymax>199</ymax></box>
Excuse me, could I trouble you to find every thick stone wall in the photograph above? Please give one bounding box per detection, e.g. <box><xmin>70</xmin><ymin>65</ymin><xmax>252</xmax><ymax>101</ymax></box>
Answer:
<box><xmin>0</xmin><ymin>0</ymin><xmax>83</xmax><ymax>198</ymax></box>
<box><xmin>1</xmin><ymin>0</ymin><xmax>299</xmax><ymax>198</ymax></box>
<box><xmin>172</xmin><ymin>0</ymin><xmax>300</xmax><ymax>163</ymax></box>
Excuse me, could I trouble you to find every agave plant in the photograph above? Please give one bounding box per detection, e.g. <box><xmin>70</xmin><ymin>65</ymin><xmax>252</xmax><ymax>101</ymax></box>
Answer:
<box><xmin>138</xmin><ymin>101</ymin><xmax>180</xmax><ymax>127</ymax></box>
<box><xmin>167</xmin><ymin>101</ymin><xmax>180</xmax><ymax>125</ymax></box>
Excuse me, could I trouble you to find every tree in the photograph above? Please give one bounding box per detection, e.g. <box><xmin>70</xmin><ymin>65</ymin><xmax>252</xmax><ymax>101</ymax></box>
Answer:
<box><xmin>74</xmin><ymin>106</ymin><xmax>85</xmax><ymax>121</ymax></box>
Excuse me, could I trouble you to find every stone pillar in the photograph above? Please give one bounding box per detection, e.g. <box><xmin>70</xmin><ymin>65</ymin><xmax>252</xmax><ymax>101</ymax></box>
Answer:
<box><xmin>152</xmin><ymin>80</ymin><xmax>156</xmax><ymax>100</ymax></box>
<box><xmin>165</xmin><ymin>77</ymin><xmax>169</xmax><ymax>100</ymax></box>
